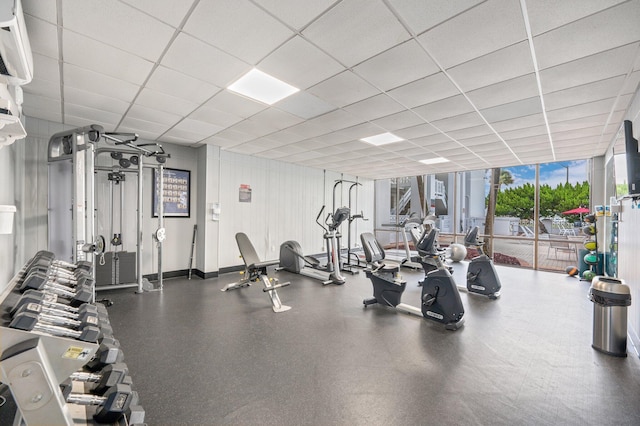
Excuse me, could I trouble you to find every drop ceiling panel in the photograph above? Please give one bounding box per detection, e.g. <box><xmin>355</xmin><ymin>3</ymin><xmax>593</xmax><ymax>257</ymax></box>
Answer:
<box><xmin>309</xmin><ymin>109</ymin><xmax>365</xmax><ymax>132</ymax></box>
<box><xmin>22</xmin><ymin>1</ymin><xmax>57</xmax><ymax>24</ymax></box>
<box><xmin>387</xmin><ymin>0</ymin><xmax>484</xmax><ymax>35</ymax></box>
<box><xmin>275</xmin><ymin>91</ymin><xmax>336</xmax><ymax>119</ymax></box>
<box><xmin>447</xmin><ymin>41</ymin><xmax>534</xmax><ymax>93</ymax></box>
<box><xmin>135</xmin><ymin>88</ymin><xmax>199</xmax><ymax>116</ymax></box>
<box><xmin>388</xmin><ymin>72</ymin><xmax>460</xmax><ymax>108</ymax></box>
<box><xmin>63</xmin><ymin>31</ymin><xmax>154</xmax><ymax>85</ymax></box>
<box><xmin>500</xmin><ymin>125</ymin><xmax>548</xmax><ymax>141</ymax></box>
<box><xmin>202</xmin><ymin>90</ymin><xmax>267</xmax><ymax>119</ymax></box>
<box><xmin>481</xmin><ymin>97</ymin><xmax>542</xmax><ymax>123</ymax></box>
<box><xmin>544</xmin><ymin>76</ymin><xmax>627</xmax><ymax>111</ymax></box>
<box><xmin>253</xmin><ymin>0</ymin><xmax>336</xmax><ymax>30</ymax></box>
<box><xmin>539</xmin><ymin>44</ymin><xmax>638</xmax><ymax>93</ymax></box>
<box><xmin>63</xmin><ymin>0</ymin><xmax>175</xmax><ymax>61</ymax></box>
<box><xmin>466</xmin><ymin>74</ymin><xmax>539</xmax><ymax>110</ymax></box>
<box><xmin>127</xmin><ymin>104</ymin><xmax>182</xmax><ymax>126</ymax></box>
<box><xmin>23</xmin><ymin>16</ymin><xmax>58</xmax><ymax>59</ymax></box>
<box><xmin>343</xmin><ymin>94</ymin><xmax>405</xmax><ymax>121</ymax></box>
<box><xmin>533</xmin><ymin>1</ymin><xmax>640</xmax><ymax>70</ymax></box>
<box><xmin>145</xmin><ymin>66</ymin><xmax>220</xmax><ymax>105</ymax></box>
<box><xmin>63</xmin><ymin>65</ymin><xmax>140</xmax><ymax>103</ymax></box>
<box><xmin>431</xmin><ymin>112</ymin><xmax>485</xmax><ymax>132</ymax></box>
<box><xmin>418</xmin><ymin>0</ymin><xmax>527</xmax><ymax>69</ymax></box>
<box><xmin>491</xmin><ymin>114</ymin><xmax>546</xmax><ymax>132</ymax></box>
<box><xmin>456</xmin><ymin>134</ymin><xmax>501</xmax><ymax>147</ymax></box>
<box><xmin>548</xmin><ymin>113</ymin><xmax>611</xmax><ymax>133</ymax></box>
<box><xmin>64</xmin><ymin>87</ymin><xmax>130</xmax><ymax>116</ymax></box>
<box><xmin>352</xmin><ymin>40</ymin><xmax>439</xmax><ymax>91</ymax></box>
<box><xmin>161</xmin><ymin>33</ymin><xmax>250</xmax><ymax>87</ymax></box>
<box><xmin>621</xmin><ymin>70</ymin><xmax>640</xmax><ymax>94</ymax></box>
<box><xmin>259</xmin><ymin>36</ymin><xmax>344</xmax><ymax>90</ymax></box>
<box><xmin>414</xmin><ymin>95</ymin><xmax>474</xmax><ymax>122</ymax></box>
<box><xmin>161</xmin><ymin>128</ymin><xmax>206</xmax><ymax>144</ymax></box>
<box><xmin>119</xmin><ymin>0</ymin><xmax>196</xmax><ymax>28</ymax></box>
<box><xmin>184</xmin><ymin>0</ymin><xmax>293</xmax><ymax>64</ymax></box>
<box><xmin>65</xmin><ymin>103</ymin><xmax>122</xmax><ymax>127</ymax></box>
<box><xmin>188</xmin><ymin>106</ymin><xmax>244</xmax><ymax>129</ymax></box>
<box><xmin>27</xmin><ymin>54</ymin><xmax>60</xmax><ymax>95</ymax></box>
<box><xmin>547</xmin><ymin>97</ymin><xmax>621</xmax><ymax>122</ymax></box>
<box><xmin>411</xmin><ymin>133</ymin><xmax>455</xmax><ymax>148</ymax></box>
<box><xmin>246</xmin><ymin>109</ymin><xmax>304</xmax><ymax>132</ymax></box>
<box><xmin>447</xmin><ymin>125</ymin><xmax>495</xmax><ymax>140</ymax></box>
<box><xmin>170</xmin><ymin>118</ymin><xmax>224</xmax><ymax>138</ymax></box>
<box><xmin>302</xmin><ymin>0</ymin><xmax>410</xmax><ymax>67</ymax></box>
<box><xmin>308</xmin><ymin>71</ymin><xmax>379</xmax><ymax>108</ymax></box>
<box><xmin>372</xmin><ymin>110</ymin><xmax>425</xmax><ymax>131</ymax></box>
<box><xmin>22</xmin><ymin>93</ymin><xmax>61</xmax><ymax>123</ymax></box>
<box><xmin>525</xmin><ymin>0</ymin><xmax>627</xmax><ymax>36</ymax></box>
<box><xmin>393</xmin><ymin>123</ymin><xmax>440</xmax><ymax>140</ymax></box>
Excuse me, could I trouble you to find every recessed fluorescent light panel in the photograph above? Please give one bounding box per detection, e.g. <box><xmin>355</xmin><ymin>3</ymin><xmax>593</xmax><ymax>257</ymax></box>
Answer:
<box><xmin>361</xmin><ymin>132</ymin><xmax>404</xmax><ymax>146</ymax></box>
<box><xmin>420</xmin><ymin>157</ymin><xmax>450</xmax><ymax>165</ymax></box>
<box><xmin>227</xmin><ymin>68</ymin><xmax>299</xmax><ymax>105</ymax></box>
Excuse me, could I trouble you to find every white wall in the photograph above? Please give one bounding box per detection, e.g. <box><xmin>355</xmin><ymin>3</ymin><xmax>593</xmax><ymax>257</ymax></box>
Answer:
<box><xmin>0</xmin><ymin>143</ymin><xmax>16</xmax><ymax>288</ymax></box>
<box><xmin>218</xmin><ymin>151</ymin><xmax>374</xmax><ymax>268</ymax></box>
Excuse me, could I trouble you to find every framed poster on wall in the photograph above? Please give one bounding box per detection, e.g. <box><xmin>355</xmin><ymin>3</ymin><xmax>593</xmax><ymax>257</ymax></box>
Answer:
<box><xmin>153</xmin><ymin>168</ymin><xmax>190</xmax><ymax>217</ymax></box>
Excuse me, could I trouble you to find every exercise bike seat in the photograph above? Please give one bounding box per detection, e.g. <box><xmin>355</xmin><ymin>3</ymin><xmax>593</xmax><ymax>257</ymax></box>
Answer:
<box><xmin>360</xmin><ymin>232</ymin><xmax>401</xmax><ymax>272</ymax></box>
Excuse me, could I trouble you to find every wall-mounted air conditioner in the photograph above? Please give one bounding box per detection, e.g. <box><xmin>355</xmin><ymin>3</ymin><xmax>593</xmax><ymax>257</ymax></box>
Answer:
<box><xmin>0</xmin><ymin>0</ymin><xmax>33</xmax><ymax>86</ymax></box>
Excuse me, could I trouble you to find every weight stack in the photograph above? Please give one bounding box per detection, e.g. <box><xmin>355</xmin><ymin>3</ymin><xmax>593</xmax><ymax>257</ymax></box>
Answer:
<box><xmin>96</xmin><ymin>251</ymin><xmax>137</xmax><ymax>285</ymax></box>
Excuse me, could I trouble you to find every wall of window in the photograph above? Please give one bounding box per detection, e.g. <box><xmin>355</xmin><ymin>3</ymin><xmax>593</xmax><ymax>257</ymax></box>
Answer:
<box><xmin>374</xmin><ymin>159</ymin><xmax>592</xmax><ymax>272</ymax></box>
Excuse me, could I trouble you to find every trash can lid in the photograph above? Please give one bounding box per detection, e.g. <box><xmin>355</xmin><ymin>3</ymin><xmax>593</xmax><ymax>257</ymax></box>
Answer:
<box><xmin>590</xmin><ymin>276</ymin><xmax>630</xmax><ymax>295</ymax></box>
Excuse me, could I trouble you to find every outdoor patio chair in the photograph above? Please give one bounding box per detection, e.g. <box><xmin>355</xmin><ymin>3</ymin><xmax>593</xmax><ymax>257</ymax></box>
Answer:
<box><xmin>547</xmin><ymin>235</ymin><xmax>577</xmax><ymax>260</ymax></box>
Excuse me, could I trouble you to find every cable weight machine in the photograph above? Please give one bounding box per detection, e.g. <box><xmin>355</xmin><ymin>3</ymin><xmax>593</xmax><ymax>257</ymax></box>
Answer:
<box><xmin>47</xmin><ymin>125</ymin><xmax>170</xmax><ymax>299</ymax></box>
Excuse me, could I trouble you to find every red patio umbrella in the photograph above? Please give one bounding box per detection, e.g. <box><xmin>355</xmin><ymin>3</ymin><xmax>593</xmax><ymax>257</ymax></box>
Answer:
<box><xmin>562</xmin><ymin>207</ymin><xmax>590</xmax><ymax>215</ymax></box>
<box><xmin>562</xmin><ymin>206</ymin><xmax>590</xmax><ymax>222</ymax></box>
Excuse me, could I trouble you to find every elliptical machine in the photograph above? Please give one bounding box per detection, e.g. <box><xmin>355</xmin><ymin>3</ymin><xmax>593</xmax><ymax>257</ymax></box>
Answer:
<box><xmin>463</xmin><ymin>226</ymin><xmax>501</xmax><ymax>299</ymax></box>
<box><xmin>360</xmin><ymin>231</ymin><xmax>464</xmax><ymax>331</ymax></box>
<box><xmin>279</xmin><ymin>206</ymin><xmax>349</xmax><ymax>285</ymax></box>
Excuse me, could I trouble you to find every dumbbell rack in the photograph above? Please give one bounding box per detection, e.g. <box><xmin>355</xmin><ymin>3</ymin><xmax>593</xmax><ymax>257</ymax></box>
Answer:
<box><xmin>0</xmin><ymin>259</ymin><xmax>141</xmax><ymax>425</ymax></box>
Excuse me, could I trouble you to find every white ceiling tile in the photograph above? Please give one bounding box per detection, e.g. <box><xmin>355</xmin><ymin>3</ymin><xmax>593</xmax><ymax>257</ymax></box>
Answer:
<box><xmin>63</xmin><ymin>31</ymin><xmax>153</xmax><ymax>85</ymax></box>
<box><xmin>161</xmin><ymin>33</ymin><xmax>250</xmax><ymax>87</ymax></box>
<box><xmin>119</xmin><ymin>0</ymin><xmax>196</xmax><ymax>28</ymax></box>
<box><xmin>145</xmin><ymin>66</ymin><xmax>220</xmax><ymax>105</ymax></box>
<box><xmin>548</xmin><ymin>112</ymin><xmax>611</xmax><ymax>133</ymax></box>
<box><xmin>127</xmin><ymin>104</ymin><xmax>182</xmax><ymax>126</ymax></box>
<box><xmin>135</xmin><ymin>88</ymin><xmax>199</xmax><ymax>116</ymax></box>
<box><xmin>544</xmin><ymin>76</ymin><xmax>627</xmax><ymax>111</ymax></box>
<box><xmin>253</xmin><ymin>0</ymin><xmax>336</xmax><ymax>30</ymax></box>
<box><xmin>308</xmin><ymin>71</ymin><xmax>379</xmax><ymax>107</ymax></box>
<box><xmin>353</xmin><ymin>40</ymin><xmax>439</xmax><ymax>91</ymax></box>
<box><xmin>418</xmin><ymin>0</ymin><xmax>527</xmax><ymax>68</ymax></box>
<box><xmin>481</xmin><ymin>97</ymin><xmax>542</xmax><ymax>123</ymax></box>
<box><xmin>170</xmin><ymin>118</ymin><xmax>224</xmax><ymax>137</ymax></box>
<box><xmin>286</xmin><ymin>120</ymin><xmax>333</xmax><ymax>139</ymax></box>
<box><xmin>247</xmin><ymin>108</ymin><xmax>304</xmax><ymax>131</ymax></box>
<box><xmin>525</xmin><ymin>0</ymin><xmax>628</xmax><ymax>35</ymax></box>
<box><xmin>547</xmin><ymin>97</ymin><xmax>622</xmax><ymax>123</ymax></box>
<box><xmin>394</xmin><ymin>123</ymin><xmax>440</xmax><ymax>140</ymax></box>
<box><xmin>187</xmin><ymin>105</ymin><xmax>243</xmax><ymax>129</ymax></box>
<box><xmin>533</xmin><ymin>1</ymin><xmax>640</xmax><ymax>70</ymax></box>
<box><xmin>275</xmin><ymin>91</ymin><xmax>336</xmax><ymax>119</ymax></box>
<box><xmin>457</xmin><ymin>134</ymin><xmax>501</xmax><ymax>147</ymax></box>
<box><xmin>184</xmin><ymin>0</ymin><xmax>294</xmax><ymax>64</ymax></box>
<box><xmin>202</xmin><ymin>90</ymin><xmax>267</xmax><ymax>119</ymax></box>
<box><xmin>553</xmin><ymin>126</ymin><xmax>603</xmax><ymax>142</ymax></box>
<box><xmin>491</xmin><ymin>114</ymin><xmax>546</xmax><ymax>132</ymax></box>
<box><xmin>539</xmin><ymin>44</ymin><xmax>639</xmax><ymax>93</ymax></box>
<box><xmin>64</xmin><ymin>87</ymin><xmax>130</xmax><ymax>115</ymax></box>
<box><xmin>431</xmin><ymin>112</ymin><xmax>485</xmax><ymax>132</ymax></box>
<box><xmin>64</xmin><ymin>103</ymin><xmax>121</xmax><ymax>127</ymax></box>
<box><xmin>22</xmin><ymin>1</ymin><xmax>57</xmax><ymax>24</ymax></box>
<box><xmin>25</xmin><ymin>55</ymin><xmax>60</xmax><ymax>99</ymax></box>
<box><xmin>466</xmin><ymin>74</ymin><xmax>539</xmax><ymax>110</ymax></box>
<box><xmin>387</xmin><ymin>0</ymin><xmax>484</xmax><ymax>35</ymax></box>
<box><xmin>447</xmin><ymin>125</ymin><xmax>495</xmax><ymax>141</ymax></box>
<box><xmin>343</xmin><ymin>94</ymin><xmax>405</xmax><ymax>121</ymax></box>
<box><xmin>228</xmin><ymin>119</ymin><xmax>278</xmax><ymax>139</ymax></box>
<box><xmin>500</xmin><ymin>125</ymin><xmax>548</xmax><ymax>141</ymax></box>
<box><xmin>308</xmin><ymin>109</ymin><xmax>365</xmax><ymax>132</ymax></box>
<box><xmin>202</xmin><ymin>135</ymin><xmax>245</xmax><ymax>149</ymax></box>
<box><xmin>414</xmin><ymin>95</ymin><xmax>474</xmax><ymax>122</ymax></box>
<box><xmin>210</xmin><ymin>128</ymin><xmax>257</xmax><ymax>144</ymax></box>
<box><xmin>22</xmin><ymin>93</ymin><xmax>61</xmax><ymax>122</ymax></box>
<box><xmin>63</xmin><ymin>0</ymin><xmax>175</xmax><ymax>61</ymax></box>
<box><xmin>258</xmin><ymin>129</ymin><xmax>305</xmax><ymax>144</ymax></box>
<box><xmin>259</xmin><ymin>36</ymin><xmax>344</xmax><ymax>90</ymax></box>
<box><xmin>372</xmin><ymin>110</ymin><xmax>425</xmax><ymax>131</ymax></box>
<box><xmin>302</xmin><ymin>0</ymin><xmax>410</xmax><ymax>67</ymax></box>
<box><xmin>621</xmin><ymin>70</ymin><xmax>640</xmax><ymax>95</ymax></box>
<box><xmin>24</xmin><ymin>15</ymin><xmax>58</xmax><ymax>59</ymax></box>
<box><xmin>447</xmin><ymin>41</ymin><xmax>534</xmax><ymax>92</ymax></box>
<box><xmin>161</xmin><ymin>128</ymin><xmax>204</xmax><ymax>143</ymax></box>
<box><xmin>388</xmin><ymin>73</ymin><xmax>460</xmax><ymax>108</ymax></box>
<box><xmin>63</xmin><ymin>65</ymin><xmax>140</xmax><ymax>103</ymax></box>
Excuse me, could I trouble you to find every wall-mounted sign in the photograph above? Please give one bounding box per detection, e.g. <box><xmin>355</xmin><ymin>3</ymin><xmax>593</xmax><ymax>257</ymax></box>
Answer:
<box><xmin>153</xmin><ymin>168</ymin><xmax>190</xmax><ymax>217</ymax></box>
<box><xmin>239</xmin><ymin>184</ymin><xmax>251</xmax><ymax>203</ymax></box>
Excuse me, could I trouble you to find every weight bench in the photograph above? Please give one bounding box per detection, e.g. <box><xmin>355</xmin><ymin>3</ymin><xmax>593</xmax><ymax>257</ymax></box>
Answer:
<box><xmin>221</xmin><ymin>232</ymin><xmax>291</xmax><ymax>313</ymax></box>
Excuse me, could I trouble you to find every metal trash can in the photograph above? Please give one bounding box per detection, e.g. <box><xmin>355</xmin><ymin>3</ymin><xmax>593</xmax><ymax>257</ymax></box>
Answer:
<box><xmin>589</xmin><ymin>276</ymin><xmax>631</xmax><ymax>357</ymax></box>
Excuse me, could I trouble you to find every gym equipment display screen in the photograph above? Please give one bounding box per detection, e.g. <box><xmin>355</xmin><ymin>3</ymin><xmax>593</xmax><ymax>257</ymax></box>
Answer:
<box><xmin>152</xmin><ymin>168</ymin><xmax>190</xmax><ymax>217</ymax></box>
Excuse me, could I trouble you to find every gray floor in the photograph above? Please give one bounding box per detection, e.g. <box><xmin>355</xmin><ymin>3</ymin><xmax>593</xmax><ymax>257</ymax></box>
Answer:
<box><xmin>101</xmin><ymin>262</ymin><xmax>640</xmax><ymax>426</ymax></box>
